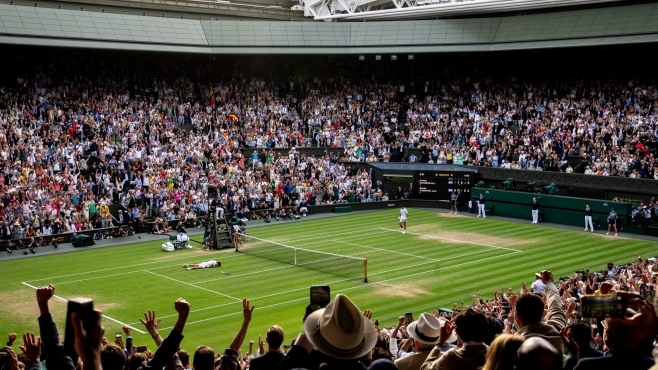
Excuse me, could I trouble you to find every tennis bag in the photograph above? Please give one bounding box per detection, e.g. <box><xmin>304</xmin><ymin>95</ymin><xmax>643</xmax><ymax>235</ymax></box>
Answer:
<box><xmin>161</xmin><ymin>242</ymin><xmax>175</xmax><ymax>252</ymax></box>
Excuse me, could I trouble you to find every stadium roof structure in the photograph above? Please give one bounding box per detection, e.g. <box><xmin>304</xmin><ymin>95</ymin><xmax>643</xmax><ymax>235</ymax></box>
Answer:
<box><xmin>0</xmin><ymin>0</ymin><xmax>657</xmax><ymax>53</ymax></box>
<box><xmin>301</xmin><ymin>0</ymin><xmax>634</xmax><ymax>21</ymax></box>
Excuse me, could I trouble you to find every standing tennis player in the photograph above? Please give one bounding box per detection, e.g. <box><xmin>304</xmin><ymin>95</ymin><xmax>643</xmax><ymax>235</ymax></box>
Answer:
<box><xmin>584</xmin><ymin>204</ymin><xmax>594</xmax><ymax>232</ymax></box>
<box><xmin>399</xmin><ymin>205</ymin><xmax>408</xmax><ymax>234</ymax></box>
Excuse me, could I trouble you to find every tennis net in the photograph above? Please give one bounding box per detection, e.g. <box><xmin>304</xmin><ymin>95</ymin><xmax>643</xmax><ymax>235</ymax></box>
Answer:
<box><xmin>238</xmin><ymin>235</ymin><xmax>368</xmax><ymax>282</ymax></box>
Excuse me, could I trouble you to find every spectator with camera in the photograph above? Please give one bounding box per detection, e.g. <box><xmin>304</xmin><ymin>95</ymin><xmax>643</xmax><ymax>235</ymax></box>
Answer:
<box><xmin>394</xmin><ymin>313</ymin><xmax>443</xmax><ymax>370</ymax></box>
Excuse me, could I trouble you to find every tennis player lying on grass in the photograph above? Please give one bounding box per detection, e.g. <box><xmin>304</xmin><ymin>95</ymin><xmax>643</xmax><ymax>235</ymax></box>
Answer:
<box><xmin>183</xmin><ymin>260</ymin><xmax>221</xmax><ymax>270</ymax></box>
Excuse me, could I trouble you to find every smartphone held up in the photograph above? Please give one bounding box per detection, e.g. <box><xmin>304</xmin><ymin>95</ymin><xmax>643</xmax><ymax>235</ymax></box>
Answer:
<box><xmin>580</xmin><ymin>295</ymin><xmax>627</xmax><ymax>318</ymax></box>
<box><xmin>64</xmin><ymin>297</ymin><xmax>94</xmax><ymax>360</ymax></box>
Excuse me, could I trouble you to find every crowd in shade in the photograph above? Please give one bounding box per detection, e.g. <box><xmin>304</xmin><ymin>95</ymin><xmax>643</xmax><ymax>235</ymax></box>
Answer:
<box><xmin>2</xmin><ymin>255</ymin><xmax>658</xmax><ymax>370</ymax></box>
<box><xmin>0</xmin><ymin>47</ymin><xmax>657</xmax><ymax>243</ymax></box>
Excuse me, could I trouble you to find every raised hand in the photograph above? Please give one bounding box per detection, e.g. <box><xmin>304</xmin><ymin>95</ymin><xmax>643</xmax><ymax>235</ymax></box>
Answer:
<box><xmin>242</xmin><ymin>299</ymin><xmax>255</xmax><ymax>323</ymax></box>
<box><xmin>71</xmin><ymin>309</ymin><xmax>104</xmax><ymax>370</ymax></box>
<box><xmin>139</xmin><ymin>310</ymin><xmax>161</xmax><ymax>336</ymax></box>
<box><xmin>439</xmin><ymin>321</ymin><xmax>455</xmax><ymax>345</ymax></box>
<box><xmin>363</xmin><ymin>309</ymin><xmax>373</xmax><ymax>320</ymax></box>
<box><xmin>397</xmin><ymin>316</ymin><xmax>405</xmax><ymax>327</ymax></box>
<box><xmin>8</xmin><ymin>333</ymin><xmax>17</xmax><ymax>346</ymax></box>
<box><xmin>36</xmin><ymin>284</ymin><xmax>56</xmax><ymax>314</ymax></box>
<box><xmin>174</xmin><ymin>298</ymin><xmax>191</xmax><ymax>319</ymax></box>
<box><xmin>616</xmin><ymin>292</ymin><xmax>658</xmax><ymax>337</ymax></box>
<box><xmin>173</xmin><ymin>298</ymin><xmax>191</xmax><ymax>334</ymax></box>
<box><xmin>19</xmin><ymin>332</ymin><xmax>42</xmax><ymax>363</ymax></box>
<box><xmin>257</xmin><ymin>335</ymin><xmax>265</xmax><ymax>355</ymax></box>
<box><xmin>238</xmin><ymin>349</ymin><xmax>247</xmax><ymax>370</ymax></box>
<box><xmin>122</xmin><ymin>325</ymin><xmax>131</xmax><ymax>336</ymax></box>
<box><xmin>560</xmin><ymin>326</ymin><xmax>579</xmax><ymax>357</ymax></box>
<box><xmin>8</xmin><ymin>350</ymin><xmax>19</xmax><ymax>370</ymax></box>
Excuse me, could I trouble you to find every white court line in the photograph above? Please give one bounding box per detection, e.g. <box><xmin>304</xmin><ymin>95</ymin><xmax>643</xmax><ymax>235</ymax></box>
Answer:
<box><xmin>378</xmin><ymin>228</ymin><xmax>523</xmax><ymax>253</ymax></box>
<box><xmin>21</xmin><ymin>282</ymin><xmax>146</xmax><ymax>334</ymax></box>
<box><xmin>262</xmin><ymin>228</ymin><xmax>377</xmax><ymax>244</ymax></box>
<box><xmin>190</xmin><ymin>265</ymin><xmax>296</xmax><ymax>284</ymax></box>
<box><xmin>143</xmin><ymin>270</ymin><xmax>242</xmax><ymax>301</ymax></box>
<box><xmin>335</xmin><ymin>240</ymin><xmax>443</xmax><ymax>262</ymax></box>
<box><xmin>148</xmin><ymin>247</ymin><xmax>508</xmax><ymax>325</ymax></box>
<box><xmin>48</xmin><ymin>261</ymin><xmax>208</xmax><ymax>286</ymax></box>
<box><xmin>190</xmin><ymin>246</ymin><xmax>375</xmax><ymax>285</ymax></box>
<box><xmin>159</xmin><ymin>250</ymin><xmax>521</xmax><ymax>330</ymax></box>
<box><xmin>26</xmin><ymin>251</ymin><xmax>246</xmax><ymax>283</ymax></box>
<box><xmin>293</xmin><ymin>230</ymin><xmax>389</xmax><ymax>247</ymax></box>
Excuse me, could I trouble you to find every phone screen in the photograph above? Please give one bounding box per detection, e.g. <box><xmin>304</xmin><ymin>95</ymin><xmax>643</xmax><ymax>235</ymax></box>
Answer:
<box><xmin>580</xmin><ymin>295</ymin><xmax>626</xmax><ymax>318</ymax></box>
<box><xmin>310</xmin><ymin>286</ymin><xmax>330</xmax><ymax>308</ymax></box>
<box><xmin>136</xmin><ymin>345</ymin><xmax>147</xmax><ymax>352</ymax></box>
<box><xmin>64</xmin><ymin>298</ymin><xmax>94</xmax><ymax>361</ymax></box>
<box><xmin>404</xmin><ymin>312</ymin><xmax>413</xmax><ymax>325</ymax></box>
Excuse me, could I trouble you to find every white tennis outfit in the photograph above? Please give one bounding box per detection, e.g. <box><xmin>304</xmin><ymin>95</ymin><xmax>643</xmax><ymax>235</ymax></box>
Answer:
<box><xmin>399</xmin><ymin>208</ymin><xmax>408</xmax><ymax>221</ymax></box>
<box><xmin>200</xmin><ymin>260</ymin><xmax>219</xmax><ymax>268</ymax></box>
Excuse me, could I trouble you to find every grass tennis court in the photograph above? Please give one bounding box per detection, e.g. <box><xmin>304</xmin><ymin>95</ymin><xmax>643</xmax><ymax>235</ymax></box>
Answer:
<box><xmin>1</xmin><ymin>208</ymin><xmax>654</xmax><ymax>351</ymax></box>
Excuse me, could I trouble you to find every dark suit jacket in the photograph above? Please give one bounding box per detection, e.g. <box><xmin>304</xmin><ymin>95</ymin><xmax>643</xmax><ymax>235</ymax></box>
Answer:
<box><xmin>38</xmin><ymin>313</ymin><xmax>76</xmax><ymax>370</ymax></box>
<box><xmin>139</xmin><ymin>330</ymin><xmax>184</xmax><ymax>370</ymax></box>
<box><xmin>573</xmin><ymin>348</ymin><xmax>654</xmax><ymax>370</ymax></box>
<box><xmin>250</xmin><ymin>350</ymin><xmax>285</xmax><ymax>370</ymax></box>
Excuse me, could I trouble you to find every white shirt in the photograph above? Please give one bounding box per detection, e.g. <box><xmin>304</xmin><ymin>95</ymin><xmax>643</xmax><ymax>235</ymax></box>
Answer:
<box><xmin>200</xmin><ymin>260</ymin><xmax>219</xmax><ymax>268</ymax></box>
<box><xmin>399</xmin><ymin>208</ymin><xmax>408</xmax><ymax>220</ymax></box>
<box><xmin>530</xmin><ymin>279</ymin><xmax>546</xmax><ymax>294</ymax></box>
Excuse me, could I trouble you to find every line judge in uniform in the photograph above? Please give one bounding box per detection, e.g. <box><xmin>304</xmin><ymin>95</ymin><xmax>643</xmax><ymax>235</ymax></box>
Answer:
<box><xmin>477</xmin><ymin>194</ymin><xmax>486</xmax><ymax>218</ymax></box>
<box><xmin>584</xmin><ymin>204</ymin><xmax>594</xmax><ymax>232</ymax></box>
<box><xmin>531</xmin><ymin>197</ymin><xmax>539</xmax><ymax>224</ymax></box>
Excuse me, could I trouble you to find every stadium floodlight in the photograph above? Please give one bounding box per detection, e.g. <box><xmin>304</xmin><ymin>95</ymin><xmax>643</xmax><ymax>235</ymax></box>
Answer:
<box><xmin>375</xmin><ymin>55</ymin><xmax>381</xmax><ymax>60</ymax></box>
<box><xmin>408</xmin><ymin>54</ymin><xmax>414</xmax><ymax>60</ymax></box>
<box><xmin>391</xmin><ymin>55</ymin><xmax>397</xmax><ymax>60</ymax></box>
<box><xmin>359</xmin><ymin>55</ymin><xmax>365</xmax><ymax>61</ymax></box>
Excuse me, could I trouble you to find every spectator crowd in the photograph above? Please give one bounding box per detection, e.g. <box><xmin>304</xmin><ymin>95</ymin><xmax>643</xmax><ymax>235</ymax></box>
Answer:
<box><xmin>2</xmin><ymin>253</ymin><xmax>658</xmax><ymax>370</ymax></box>
<box><xmin>1</xmin><ymin>49</ymin><xmax>658</xmax><ymax>247</ymax></box>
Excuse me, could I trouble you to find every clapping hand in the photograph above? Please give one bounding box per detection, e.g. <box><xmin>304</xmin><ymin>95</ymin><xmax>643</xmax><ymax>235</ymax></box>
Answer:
<box><xmin>560</xmin><ymin>327</ymin><xmax>579</xmax><ymax>357</ymax></box>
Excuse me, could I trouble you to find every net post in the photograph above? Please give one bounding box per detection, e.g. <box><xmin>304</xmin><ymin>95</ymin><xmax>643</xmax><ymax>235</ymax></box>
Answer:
<box><xmin>364</xmin><ymin>258</ymin><xmax>368</xmax><ymax>283</ymax></box>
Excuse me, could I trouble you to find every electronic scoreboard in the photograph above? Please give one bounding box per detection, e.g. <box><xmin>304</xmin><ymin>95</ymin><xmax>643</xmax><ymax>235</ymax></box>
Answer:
<box><xmin>415</xmin><ymin>171</ymin><xmax>473</xmax><ymax>200</ymax></box>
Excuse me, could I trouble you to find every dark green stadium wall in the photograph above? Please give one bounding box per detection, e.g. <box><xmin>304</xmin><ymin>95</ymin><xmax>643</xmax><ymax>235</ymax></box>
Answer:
<box><xmin>471</xmin><ymin>188</ymin><xmax>630</xmax><ymax>231</ymax></box>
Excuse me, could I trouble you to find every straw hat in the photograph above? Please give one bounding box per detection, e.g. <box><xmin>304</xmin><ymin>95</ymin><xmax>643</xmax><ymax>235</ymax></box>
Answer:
<box><xmin>303</xmin><ymin>294</ymin><xmax>377</xmax><ymax>360</ymax></box>
<box><xmin>407</xmin><ymin>313</ymin><xmax>442</xmax><ymax>345</ymax></box>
